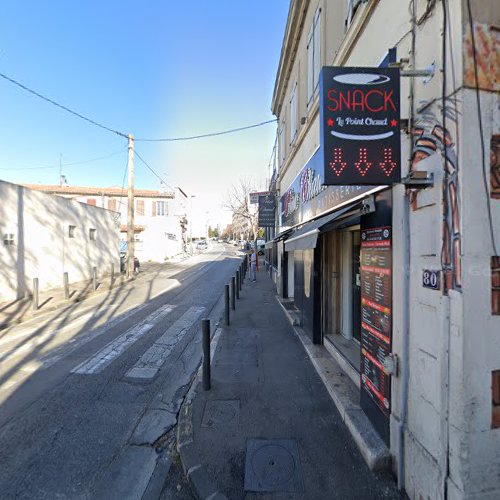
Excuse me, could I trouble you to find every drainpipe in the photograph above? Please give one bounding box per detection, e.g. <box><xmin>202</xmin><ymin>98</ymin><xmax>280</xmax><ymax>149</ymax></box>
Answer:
<box><xmin>397</xmin><ymin>0</ymin><xmax>416</xmax><ymax>491</ymax></box>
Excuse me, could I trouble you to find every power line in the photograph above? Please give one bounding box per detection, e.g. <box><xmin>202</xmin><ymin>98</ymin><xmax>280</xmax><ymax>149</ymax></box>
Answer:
<box><xmin>0</xmin><ymin>149</ymin><xmax>126</xmax><ymax>171</ymax></box>
<box><xmin>0</xmin><ymin>70</ymin><xmax>277</xmax><ymax>143</ymax></box>
<box><xmin>0</xmin><ymin>71</ymin><xmax>128</xmax><ymax>139</ymax></box>
<box><xmin>134</xmin><ymin>119</ymin><xmax>277</xmax><ymax>142</ymax></box>
<box><xmin>134</xmin><ymin>149</ymin><xmax>175</xmax><ymax>191</ymax></box>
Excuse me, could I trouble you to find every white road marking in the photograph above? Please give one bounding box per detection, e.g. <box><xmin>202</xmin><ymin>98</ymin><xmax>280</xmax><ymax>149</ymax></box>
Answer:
<box><xmin>71</xmin><ymin>305</ymin><xmax>176</xmax><ymax>375</ymax></box>
<box><xmin>125</xmin><ymin>306</ymin><xmax>205</xmax><ymax>380</ymax></box>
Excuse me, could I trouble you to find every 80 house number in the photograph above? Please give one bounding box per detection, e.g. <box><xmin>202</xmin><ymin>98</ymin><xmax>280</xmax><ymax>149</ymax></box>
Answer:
<box><xmin>422</xmin><ymin>269</ymin><xmax>440</xmax><ymax>290</ymax></box>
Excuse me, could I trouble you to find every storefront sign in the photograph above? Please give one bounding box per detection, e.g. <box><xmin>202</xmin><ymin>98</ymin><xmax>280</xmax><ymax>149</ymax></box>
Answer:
<box><xmin>320</xmin><ymin>67</ymin><xmax>401</xmax><ymax>185</ymax></box>
<box><xmin>360</xmin><ymin>226</ymin><xmax>392</xmax><ymax>424</ymax></box>
<box><xmin>249</xmin><ymin>191</ymin><xmax>271</xmax><ymax>204</ymax></box>
<box><xmin>280</xmin><ymin>148</ymin><xmax>378</xmax><ymax>229</ymax></box>
<box><xmin>258</xmin><ymin>194</ymin><xmax>276</xmax><ymax>227</ymax></box>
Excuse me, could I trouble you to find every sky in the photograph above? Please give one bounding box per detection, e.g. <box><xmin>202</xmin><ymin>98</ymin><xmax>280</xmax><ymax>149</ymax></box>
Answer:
<box><xmin>0</xmin><ymin>0</ymin><xmax>289</xmax><ymax>230</ymax></box>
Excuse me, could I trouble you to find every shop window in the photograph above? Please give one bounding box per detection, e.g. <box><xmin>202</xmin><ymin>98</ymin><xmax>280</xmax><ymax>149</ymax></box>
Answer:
<box><xmin>68</xmin><ymin>225</ymin><xmax>76</xmax><ymax>238</ymax></box>
<box><xmin>493</xmin><ymin>370</ymin><xmax>500</xmax><ymax>428</ymax></box>
<box><xmin>89</xmin><ymin>228</ymin><xmax>96</xmax><ymax>241</ymax></box>
<box><xmin>493</xmin><ymin>257</ymin><xmax>500</xmax><ymax>315</ymax></box>
<box><xmin>307</xmin><ymin>7</ymin><xmax>321</xmax><ymax>106</ymax></box>
<box><xmin>3</xmin><ymin>233</ymin><xmax>14</xmax><ymax>246</ymax></box>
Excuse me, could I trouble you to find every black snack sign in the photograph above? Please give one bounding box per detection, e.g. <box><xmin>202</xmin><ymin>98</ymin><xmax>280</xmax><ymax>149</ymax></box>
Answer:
<box><xmin>360</xmin><ymin>226</ymin><xmax>392</xmax><ymax>418</ymax></box>
<box><xmin>258</xmin><ymin>194</ymin><xmax>276</xmax><ymax>227</ymax></box>
<box><xmin>320</xmin><ymin>67</ymin><xmax>401</xmax><ymax>185</ymax></box>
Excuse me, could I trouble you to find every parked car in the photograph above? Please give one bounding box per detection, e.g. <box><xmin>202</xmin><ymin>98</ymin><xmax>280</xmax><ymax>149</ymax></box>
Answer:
<box><xmin>196</xmin><ymin>240</ymin><xmax>208</xmax><ymax>250</ymax></box>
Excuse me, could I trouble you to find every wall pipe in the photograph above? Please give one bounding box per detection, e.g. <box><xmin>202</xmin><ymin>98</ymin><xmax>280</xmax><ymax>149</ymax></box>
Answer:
<box><xmin>397</xmin><ymin>0</ymin><xmax>417</xmax><ymax>491</ymax></box>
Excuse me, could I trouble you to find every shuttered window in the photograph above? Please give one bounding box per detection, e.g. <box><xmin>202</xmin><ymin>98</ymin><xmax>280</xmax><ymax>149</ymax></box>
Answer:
<box><xmin>307</xmin><ymin>7</ymin><xmax>321</xmax><ymax>107</ymax></box>
<box><xmin>108</xmin><ymin>198</ymin><xmax>117</xmax><ymax>211</ymax></box>
<box><xmin>136</xmin><ymin>199</ymin><xmax>145</xmax><ymax>216</ymax></box>
<box><xmin>290</xmin><ymin>82</ymin><xmax>297</xmax><ymax>144</ymax></box>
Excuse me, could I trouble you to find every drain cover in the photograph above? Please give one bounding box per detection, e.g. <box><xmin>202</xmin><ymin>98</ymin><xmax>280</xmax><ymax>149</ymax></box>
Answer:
<box><xmin>201</xmin><ymin>400</ymin><xmax>240</xmax><ymax>427</ymax></box>
<box><xmin>244</xmin><ymin>439</ymin><xmax>304</xmax><ymax>492</ymax></box>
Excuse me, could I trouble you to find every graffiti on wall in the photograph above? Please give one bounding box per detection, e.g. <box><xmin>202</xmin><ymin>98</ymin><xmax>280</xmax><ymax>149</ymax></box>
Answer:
<box><xmin>464</xmin><ymin>22</ymin><xmax>500</xmax><ymax>93</ymax></box>
<box><xmin>411</xmin><ymin>96</ymin><xmax>462</xmax><ymax>291</ymax></box>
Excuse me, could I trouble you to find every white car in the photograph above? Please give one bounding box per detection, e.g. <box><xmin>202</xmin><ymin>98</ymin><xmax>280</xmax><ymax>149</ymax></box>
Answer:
<box><xmin>196</xmin><ymin>240</ymin><xmax>208</xmax><ymax>250</ymax></box>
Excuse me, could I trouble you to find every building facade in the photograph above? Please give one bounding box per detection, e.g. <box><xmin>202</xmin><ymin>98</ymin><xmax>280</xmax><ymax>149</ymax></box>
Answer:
<box><xmin>0</xmin><ymin>180</ymin><xmax>120</xmax><ymax>302</ymax></box>
<box><xmin>271</xmin><ymin>1</ymin><xmax>499</xmax><ymax>498</ymax></box>
<box><xmin>24</xmin><ymin>184</ymin><xmax>189</xmax><ymax>262</ymax></box>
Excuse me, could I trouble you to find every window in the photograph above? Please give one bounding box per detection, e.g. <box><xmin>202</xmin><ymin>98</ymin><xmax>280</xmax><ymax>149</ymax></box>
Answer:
<box><xmin>290</xmin><ymin>82</ymin><xmax>298</xmax><ymax>144</ymax></box>
<box><xmin>346</xmin><ymin>0</ymin><xmax>362</xmax><ymax>30</ymax></box>
<box><xmin>89</xmin><ymin>228</ymin><xmax>96</xmax><ymax>241</ymax></box>
<box><xmin>492</xmin><ymin>256</ymin><xmax>500</xmax><ymax>315</ymax></box>
<box><xmin>108</xmin><ymin>198</ymin><xmax>117</xmax><ymax>211</ymax></box>
<box><xmin>307</xmin><ymin>7</ymin><xmax>321</xmax><ymax>106</ymax></box>
<box><xmin>86</xmin><ymin>198</ymin><xmax>96</xmax><ymax>206</ymax></box>
<box><xmin>279</xmin><ymin>121</ymin><xmax>286</xmax><ymax>166</ymax></box>
<box><xmin>136</xmin><ymin>199</ymin><xmax>145</xmax><ymax>216</ymax></box>
<box><xmin>68</xmin><ymin>225</ymin><xmax>76</xmax><ymax>238</ymax></box>
<box><xmin>493</xmin><ymin>370</ymin><xmax>500</xmax><ymax>428</ymax></box>
<box><xmin>3</xmin><ymin>233</ymin><xmax>14</xmax><ymax>246</ymax></box>
<box><xmin>156</xmin><ymin>201</ymin><xmax>167</xmax><ymax>216</ymax></box>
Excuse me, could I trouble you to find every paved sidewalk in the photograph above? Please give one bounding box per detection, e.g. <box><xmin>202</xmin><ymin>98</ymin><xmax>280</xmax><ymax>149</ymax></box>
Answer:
<box><xmin>0</xmin><ymin>257</ymin><xmax>188</xmax><ymax>330</ymax></box>
<box><xmin>177</xmin><ymin>265</ymin><xmax>402</xmax><ymax>499</ymax></box>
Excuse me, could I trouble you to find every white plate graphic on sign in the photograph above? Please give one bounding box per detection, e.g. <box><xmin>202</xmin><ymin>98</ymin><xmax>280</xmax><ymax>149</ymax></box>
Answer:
<box><xmin>333</xmin><ymin>73</ymin><xmax>391</xmax><ymax>85</ymax></box>
<box><xmin>330</xmin><ymin>130</ymin><xmax>394</xmax><ymax>141</ymax></box>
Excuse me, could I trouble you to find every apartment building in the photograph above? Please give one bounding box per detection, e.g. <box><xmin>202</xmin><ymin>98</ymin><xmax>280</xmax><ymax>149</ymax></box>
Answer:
<box><xmin>25</xmin><ymin>184</ymin><xmax>189</xmax><ymax>262</ymax></box>
<box><xmin>270</xmin><ymin>1</ymin><xmax>499</xmax><ymax>498</ymax></box>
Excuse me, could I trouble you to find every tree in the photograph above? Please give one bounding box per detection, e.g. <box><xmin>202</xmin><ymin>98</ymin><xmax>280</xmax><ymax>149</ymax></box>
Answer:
<box><xmin>224</xmin><ymin>177</ymin><xmax>260</xmax><ymax>243</ymax></box>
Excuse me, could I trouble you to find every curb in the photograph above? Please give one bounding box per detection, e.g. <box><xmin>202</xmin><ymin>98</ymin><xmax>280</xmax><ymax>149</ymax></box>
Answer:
<box><xmin>275</xmin><ymin>296</ymin><xmax>391</xmax><ymax>472</ymax></box>
<box><xmin>177</xmin><ymin>326</ymin><xmax>228</xmax><ymax>500</ymax></box>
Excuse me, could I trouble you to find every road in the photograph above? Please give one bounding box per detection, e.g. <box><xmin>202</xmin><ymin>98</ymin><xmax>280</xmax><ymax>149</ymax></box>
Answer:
<box><xmin>0</xmin><ymin>243</ymin><xmax>242</xmax><ymax>499</ymax></box>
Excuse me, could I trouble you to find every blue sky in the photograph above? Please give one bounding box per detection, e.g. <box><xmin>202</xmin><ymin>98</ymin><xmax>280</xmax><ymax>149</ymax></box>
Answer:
<box><xmin>0</xmin><ymin>0</ymin><xmax>289</xmax><ymax>227</ymax></box>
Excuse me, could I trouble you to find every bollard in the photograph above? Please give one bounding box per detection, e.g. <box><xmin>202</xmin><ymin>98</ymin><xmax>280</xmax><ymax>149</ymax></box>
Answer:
<box><xmin>110</xmin><ymin>263</ymin><xmax>114</xmax><ymax>286</ymax></box>
<box><xmin>202</xmin><ymin>319</ymin><xmax>211</xmax><ymax>391</ymax></box>
<box><xmin>64</xmin><ymin>272</ymin><xmax>69</xmax><ymax>300</ymax></box>
<box><xmin>93</xmin><ymin>267</ymin><xmax>97</xmax><ymax>291</ymax></box>
<box><xmin>32</xmin><ymin>278</ymin><xmax>39</xmax><ymax>311</ymax></box>
<box><xmin>231</xmin><ymin>276</ymin><xmax>236</xmax><ymax>310</ymax></box>
<box><xmin>225</xmin><ymin>284</ymin><xmax>230</xmax><ymax>326</ymax></box>
<box><xmin>239</xmin><ymin>264</ymin><xmax>243</xmax><ymax>290</ymax></box>
<box><xmin>236</xmin><ymin>270</ymin><xmax>240</xmax><ymax>300</ymax></box>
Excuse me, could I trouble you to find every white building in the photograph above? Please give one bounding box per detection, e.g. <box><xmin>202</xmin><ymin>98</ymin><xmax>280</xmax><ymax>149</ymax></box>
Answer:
<box><xmin>271</xmin><ymin>1</ymin><xmax>499</xmax><ymax>499</ymax></box>
<box><xmin>24</xmin><ymin>184</ymin><xmax>189</xmax><ymax>263</ymax></box>
<box><xmin>0</xmin><ymin>180</ymin><xmax>120</xmax><ymax>302</ymax></box>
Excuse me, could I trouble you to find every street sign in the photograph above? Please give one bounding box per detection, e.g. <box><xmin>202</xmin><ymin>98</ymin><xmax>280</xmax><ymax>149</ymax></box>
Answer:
<box><xmin>320</xmin><ymin>66</ymin><xmax>401</xmax><ymax>185</ymax></box>
<box><xmin>258</xmin><ymin>194</ymin><xmax>275</xmax><ymax>227</ymax></box>
<box><xmin>249</xmin><ymin>191</ymin><xmax>271</xmax><ymax>204</ymax></box>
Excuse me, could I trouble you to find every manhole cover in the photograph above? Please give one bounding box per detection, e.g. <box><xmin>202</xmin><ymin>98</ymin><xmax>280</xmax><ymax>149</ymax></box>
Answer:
<box><xmin>244</xmin><ymin>439</ymin><xmax>304</xmax><ymax>492</ymax></box>
<box><xmin>201</xmin><ymin>400</ymin><xmax>239</xmax><ymax>427</ymax></box>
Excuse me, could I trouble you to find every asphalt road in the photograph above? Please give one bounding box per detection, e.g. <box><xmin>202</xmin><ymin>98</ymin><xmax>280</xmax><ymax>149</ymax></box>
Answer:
<box><xmin>0</xmin><ymin>243</ymin><xmax>242</xmax><ymax>499</ymax></box>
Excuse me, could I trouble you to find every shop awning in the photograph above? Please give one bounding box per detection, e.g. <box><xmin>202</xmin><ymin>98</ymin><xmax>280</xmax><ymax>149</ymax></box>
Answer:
<box><xmin>284</xmin><ymin>198</ymin><xmax>372</xmax><ymax>252</ymax></box>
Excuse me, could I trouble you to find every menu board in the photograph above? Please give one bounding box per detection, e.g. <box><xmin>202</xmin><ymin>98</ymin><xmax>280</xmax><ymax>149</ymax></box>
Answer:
<box><xmin>360</xmin><ymin>226</ymin><xmax>392</xmax><ymax>418</ymax></box>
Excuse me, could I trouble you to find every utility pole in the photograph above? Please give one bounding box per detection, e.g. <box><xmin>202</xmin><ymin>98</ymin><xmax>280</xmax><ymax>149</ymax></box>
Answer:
<box><xmin>127</xmin><ymin>134</ymin><xmax>135</xmax><ymax>278</ymax></box>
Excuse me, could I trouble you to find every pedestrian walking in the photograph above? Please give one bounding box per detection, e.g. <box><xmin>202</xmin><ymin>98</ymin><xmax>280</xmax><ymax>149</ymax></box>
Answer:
<box><xmin>250</xmin><ymin>250</ymin><xmax>257</xmax><ymax>282</ymax></box>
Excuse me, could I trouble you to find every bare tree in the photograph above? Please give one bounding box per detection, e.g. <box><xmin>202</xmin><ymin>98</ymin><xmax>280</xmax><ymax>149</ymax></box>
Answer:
<box><xmin>224</xmin><ymin>177</ymin><xmax>260</xmax><ymax>244</ymax></box>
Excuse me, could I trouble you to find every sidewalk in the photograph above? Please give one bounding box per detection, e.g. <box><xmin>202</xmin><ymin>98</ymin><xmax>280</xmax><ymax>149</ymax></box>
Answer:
<box><xmin>0</xmin><ymin>258</ymin><xmax>186</xmax><ymax>330</ymax></box>
<box><xmin>177</xmin><ymin>264</ymin><xmax>402</xmax><ymax>499</ymax></box>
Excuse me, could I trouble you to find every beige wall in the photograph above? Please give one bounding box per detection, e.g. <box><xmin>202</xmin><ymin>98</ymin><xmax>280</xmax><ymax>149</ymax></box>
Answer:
<box><xmin>0</xmin><ymin>181</ymin><xmax>120</xmax><ymax>301</ymax></box>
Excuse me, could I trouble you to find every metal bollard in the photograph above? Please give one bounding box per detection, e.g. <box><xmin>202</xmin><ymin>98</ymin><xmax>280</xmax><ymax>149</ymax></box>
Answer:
<box><xmin>236</xmin><ymin>270</ymin><xmax>240</xmax><ymax>300</ymax></box>
<box><xmin>93</xmin><ymin>267</ymin><xmax>97</xmax><ymax>291</ymax></box>
<box><xmin>32</xmin><ymin>278</ymin><xmax>39</xmax><ymax>311</ymax></box>
<box><xmin>239</xmin><ymin>264</ymin><xmax>243</xmax><ymax>290</ymax></box>
<box><xmin>231</xmin><ymin>276</ymin><xmax>236</xmax><ymax>310</ymax></box>
<box><xmin>202</xmin><ymin>319</ymin><xmax>211</xmax><ymax>391</ymax></box>
<box><xmin>64</xmin><ymin>272</ymin><xmax>69</xmax><ymax>300</ymax></box>
<box><xmin>225</xmin><ymin>284</ymin><xmax>230</xmax><ymax>326</ymax></box>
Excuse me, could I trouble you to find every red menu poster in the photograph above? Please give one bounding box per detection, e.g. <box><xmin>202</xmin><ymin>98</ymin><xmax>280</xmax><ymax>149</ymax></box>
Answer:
<box><xmin>360</xmin><ymin>226</ymin><xmax>392</xmax><ymax>417</ymax></box>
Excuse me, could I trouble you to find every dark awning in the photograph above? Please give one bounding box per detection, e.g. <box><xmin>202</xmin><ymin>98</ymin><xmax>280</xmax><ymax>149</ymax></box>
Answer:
<box><xmin>284</xmin><ymin>197</ymin><xmax>373</xmax><ymax>252</ymax></box>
